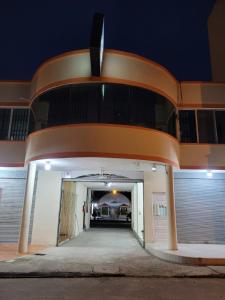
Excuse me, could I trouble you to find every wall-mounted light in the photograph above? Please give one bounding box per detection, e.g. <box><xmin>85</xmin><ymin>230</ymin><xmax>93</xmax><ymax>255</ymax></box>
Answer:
<box><xmin>44</xmin><ymin>161</ymin><xmax>51</xmax><ymax>171</ymax></box>
<box><xmin>206</xmin><ymin>170</ymin><xmax>213</xmax><ymax>178</ymax></box>
<box><xmin>152</xmin><ymin>164</ymin><xmax>157</xmax><ymax>172</ymax></box>
<box><xmin>112</xmin><ymin>189</ymin><xmax>117</xmax><ymax>195</ymax></box>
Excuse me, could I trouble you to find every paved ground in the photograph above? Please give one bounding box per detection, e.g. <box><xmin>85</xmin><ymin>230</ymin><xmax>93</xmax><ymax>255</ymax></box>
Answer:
<box><xmin>1</xmin><ymin>278</ymin><xmax>225</xmax><ymax>300</ymax></box>
<box><xmin>0</xmin><ymin>228</ymin><xmax>225</xmax><ymax>278</ymax></box>
<box><xmin>0</xmin><ymin>244</ymin><xmax>46</xmax><ymax>261</ymax></box>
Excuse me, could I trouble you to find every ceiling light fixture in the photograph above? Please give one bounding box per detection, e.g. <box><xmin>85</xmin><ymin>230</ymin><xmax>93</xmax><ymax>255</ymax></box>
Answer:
<box><xmin>206</xmin><ymin>170</ymin><xmax>213</xmax><ymax>178</ymax></box>
<box><xmin>44</xmin><ymin>161</ymin><xmax>51</xmax><ymax>171</ymax></box>
<box><xmin>152</xmin><ymin>164</ymin><xmax>157</xmax><ymax>172</ymax></box>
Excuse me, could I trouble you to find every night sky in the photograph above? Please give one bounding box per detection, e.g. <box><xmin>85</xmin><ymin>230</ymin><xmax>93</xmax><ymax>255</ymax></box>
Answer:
<box><xmin>0</xmin><ymin>0</ymin><xmax>215</xmax><ymax>81</ymax></box>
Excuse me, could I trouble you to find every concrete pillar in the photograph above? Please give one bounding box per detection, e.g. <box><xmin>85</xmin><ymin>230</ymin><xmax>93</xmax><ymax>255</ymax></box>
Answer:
<box><xmin>31</xmin><ymin>171</ymin><xmax>62</xmax><ymax>246</ymax></box>
<box><xmin>18</xmin><ymin>162</ymin><xmax>36</xmax><ymax>253</ymax></box>
<box><xmin>143</xmin><ymin>171</ymin><xmax>154</xmax><ymax>245</ymax></box>
<box><xmin>166</xmin><ymin>165</ymin><xmax>178</xmax><ymax>250</ymax></box>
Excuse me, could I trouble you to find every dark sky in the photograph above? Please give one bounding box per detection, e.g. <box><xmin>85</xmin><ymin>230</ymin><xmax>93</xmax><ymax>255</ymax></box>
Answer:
<box><xmin>0</xmin><ymin>0</ymin><xmax>215</xmax><ymax>81</ymax></box>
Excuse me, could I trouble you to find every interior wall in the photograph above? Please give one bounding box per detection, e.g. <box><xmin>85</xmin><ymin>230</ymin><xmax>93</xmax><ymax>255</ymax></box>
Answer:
<box><xmin>85</xmin><ymin>189</ymin><xmax>92</xmax><ymax>230</ymax></box>
<box><xmin>31</xmin><ymin>170</ymin><xmax>62</xmax><ymax>246</ymax></box>
<box><xmin>137</xmin><ymin>182</ymin><xmax>144</xmax><ymax>241</ymax></box>
<box><xmin>74</xmin><ymin>182</ymin><xmax>88</xmax><ymax>237</ymax></box>
<box><xmin>59</xmin><ymin>182</ymin><xmax>76</xmax><ymax>241</ymax></box>
<box><xmin>132</xmin><ymin>184</ymin><xmax>138</xmax><ymax>235</ymax></box>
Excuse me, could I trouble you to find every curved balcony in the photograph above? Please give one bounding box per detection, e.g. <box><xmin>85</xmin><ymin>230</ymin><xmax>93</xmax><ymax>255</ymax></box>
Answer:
<box><xmin>25</xmin><ymin>124</ymin><xmax>180</xmax><ymax>168</ymax></box>
<box><xmin>31</xmin><ymin>49</ymin><xmax>179</xmax><ymax>105</ymax></box>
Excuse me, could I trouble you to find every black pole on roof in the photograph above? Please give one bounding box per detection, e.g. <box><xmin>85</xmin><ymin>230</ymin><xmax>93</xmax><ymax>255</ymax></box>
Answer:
<box><xmin>89</xmin><ymin>13</ymin><xmax>105</xmax><ymax>77</ymax></box>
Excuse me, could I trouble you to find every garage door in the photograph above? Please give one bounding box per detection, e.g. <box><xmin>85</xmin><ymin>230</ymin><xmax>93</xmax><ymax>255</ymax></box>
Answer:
<box><xmin>174</xmin><ymin>171</ymin><xmax>225</xmax><ymax>244</ymax></box>
<box><xmin>0</xmin><ymin>170</ymin><xmax>26</xmax><ymax>243</ymax></box>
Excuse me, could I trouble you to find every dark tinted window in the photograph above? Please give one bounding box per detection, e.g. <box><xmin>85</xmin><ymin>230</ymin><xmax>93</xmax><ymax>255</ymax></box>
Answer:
<box><xmin>179</xmin><ymin>110</ymin><xmax>197</xmax><ymax>143</ymax></box>
<box><xmin>10</xmin><ymin>109</ymin><xmax>30</xmax><ymax>141</ymax></box>
<box><xmin>197</xmin><ymin>110</ymin><xmax>216</xmax><ymax>143</ymax></box>
<box><xmin>32</xmin><ymin>83</ymin><xmax>176</xmax><ymax>137</ymax></box>
<box><xmin>216</xmin><ymin>111</ymin><xmax>225</xmax><ymax>143</ymax></box>
<box><xmin>0</xmin><ymin>109</ymin><xmax>10</xmax><ymax>139</ymax></box>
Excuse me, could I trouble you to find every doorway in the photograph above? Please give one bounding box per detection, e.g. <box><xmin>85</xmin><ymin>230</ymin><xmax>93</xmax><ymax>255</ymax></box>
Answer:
<box><xmin>57</xmin><ymin>179</ymin><xmax>144</xmax><ymax>246</ymax></box>
<box><xmin>90</xmin><ymin>190</ymin><xmax>132</xmax><ymax>228</ymax></box>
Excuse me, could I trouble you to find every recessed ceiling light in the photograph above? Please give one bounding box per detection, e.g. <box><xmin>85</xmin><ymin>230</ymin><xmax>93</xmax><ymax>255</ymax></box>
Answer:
<box><xmin>44</xmin><ymin>161</ymin><xmax>51</xmax><ymax>171</ymax></box>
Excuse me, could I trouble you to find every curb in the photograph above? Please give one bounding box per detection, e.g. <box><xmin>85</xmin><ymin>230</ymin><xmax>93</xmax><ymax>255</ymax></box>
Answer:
<box><xmin>1</xmin><ymin>272</ymin><xmax>225</xmax><ymax>279</ymax></box>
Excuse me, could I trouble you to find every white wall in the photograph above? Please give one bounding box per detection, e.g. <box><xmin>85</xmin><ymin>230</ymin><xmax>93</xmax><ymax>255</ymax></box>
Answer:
<box><xmin>31</xmin><ymin>171</ymin><xmax>62</xmax><ymax>246</ymax></box>
<box><xmin>132</xmin><ymin>183</ymin><xmax>144</xmax><ymax>243</ymax></box>
<box><xmin>144</xmin><ymin>169</ymin><xmax>167</xmax><ymax>247</ymax></box>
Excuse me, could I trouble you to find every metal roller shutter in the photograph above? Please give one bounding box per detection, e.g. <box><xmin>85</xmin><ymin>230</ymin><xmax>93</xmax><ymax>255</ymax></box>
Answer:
<box><xmin>174</xmin><ymin>172</ymin><xmax>225</xmax><ymax>244</ymax></box>
<box><xmin>0</xmin><ymin>171</ymin><xmax>26</xmax><ymax>243</ymax></box>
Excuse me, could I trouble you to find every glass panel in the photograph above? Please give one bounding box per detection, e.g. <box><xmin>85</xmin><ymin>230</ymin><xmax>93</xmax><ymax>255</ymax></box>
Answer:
<box><xmin>32</xmin><ymin>83</ymin><xmax>177</xmax><ymax>137</ymax></box>
<box><xmin>0</xmin><ymin>109</ymin><xmax>11</xmax><ymax>140</ymax></box>
<box><xmin>10</xmin><ymin>109</ymin><xmax>29</xmax><ymax>141</ymax></box>
<box><xmin>215</xmin><ymin>111</ymin><xmax>225</xmax><ymax>143</ymax></box>
<box><xmin>197</xmin><ymin>110</ymin><xmax>216</xmax><ymax>143</ymax></box>
<box><xmin>179</xmin><ymin>110</ymin><xmax>197</xmax><ymax>143</ymax></box>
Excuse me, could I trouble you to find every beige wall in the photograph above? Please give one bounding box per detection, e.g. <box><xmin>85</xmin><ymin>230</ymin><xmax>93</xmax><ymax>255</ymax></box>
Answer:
<box><xmin>31</xmin><ymin>171</ymin><xmax>62</xmax><ymax>246</ymax></box>
<box><xmin>180</xmin><ymin>144</ymin><xmax>225</xmax><ymax>169</ymax></box>
<box><xmin>0</xmin><ymin>141</ymin><xmax>26</xmax><ymax>167</ymax></box>
<box><xmin>180</xmin><ymin>82</ymin><xmax>225</xmax><ymax>107</ymax></box>
<box><xmin>0</xmin><ymin>82</ymin><xmax>31</xmax><ymax>106</ymax></box>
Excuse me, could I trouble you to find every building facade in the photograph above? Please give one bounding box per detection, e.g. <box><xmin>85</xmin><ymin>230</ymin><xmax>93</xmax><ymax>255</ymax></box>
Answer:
<box><xmin>1</xmin><ymin>46</ymin><xmax>225</xmax><ymax>254</ymax></box>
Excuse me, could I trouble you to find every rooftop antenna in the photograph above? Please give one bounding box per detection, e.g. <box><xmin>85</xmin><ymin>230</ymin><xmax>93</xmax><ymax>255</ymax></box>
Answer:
<box><xmin>89</xmin><ymin>12</ymin><xmax>105</xmax><ymax>77</ymax></box>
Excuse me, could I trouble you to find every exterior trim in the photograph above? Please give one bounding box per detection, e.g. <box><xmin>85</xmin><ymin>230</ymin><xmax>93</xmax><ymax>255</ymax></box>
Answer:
<box><xmin>0</xmin><ymin>162</ymin><xmax>24</xmax><ymax>167</ymax></box>
<box><xmin>25</xmin><ymin>151</ymin><xmax>179</xmax><ymax>168</ymax></box>
<box><xmin>181</xmin><ymin>165</ymin><xmax>225</xmax><ymax>170</ymax></box>
<box><xmin>181</xmin><ymin>81</ymin><xmax>225</xmax><ymax>85</ymax></box>
<box><xmin>0</xmin><ymin>80</ymin><xmax>31</xmax><ymax>83</ymax></box>
<box><xmin>0</xmin><ymin>102</ymin><xmax>30</xmax><ymax>108</ymax></box>
<box><xmin>178</xmin><ymin>104</ymin><xmax>225</xmax><ymax>109</ymax></box>
<box><xmin>26</xmin><ymin>123</ymin><xmax>178</xmax><ymax>144</ymax></box>
<box><xmin>181</xmin><ymin>142</ymin><xmax>225</xmax><ymax>146</ymax></box>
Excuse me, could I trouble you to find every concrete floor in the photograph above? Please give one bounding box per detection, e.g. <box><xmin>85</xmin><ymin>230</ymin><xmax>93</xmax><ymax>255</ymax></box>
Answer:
<box><xmin>1</xmin><ymin>228</ymin><xmax>225</xmax><ymax>277</ymax></box>
<box><xmin>1</xmin><ymin>278</ymin><xmax>225</xmax><ymax>300</ymax></box>
<box><xmin>149</xmin><ymin>243</ymin><xmax>225</xmax><ymax>265</ymax></box>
